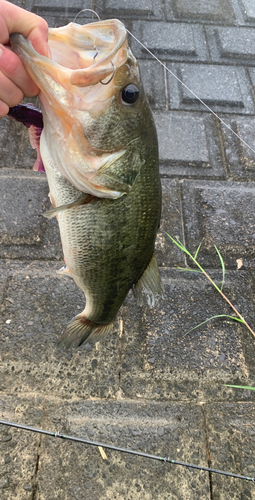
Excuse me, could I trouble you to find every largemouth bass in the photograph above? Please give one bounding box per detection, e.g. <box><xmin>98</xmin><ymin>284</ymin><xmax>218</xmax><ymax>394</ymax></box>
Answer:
<box><xmin>10</xmin><ymin>19</ymin><xmax>163</xmax><ymax>348</ymax></box>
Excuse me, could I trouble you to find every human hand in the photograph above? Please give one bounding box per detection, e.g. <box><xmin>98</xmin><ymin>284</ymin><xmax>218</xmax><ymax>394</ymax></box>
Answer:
<box><xmin>0</xmin><ymin>0</ymin><xmax>48</xmax><ymax>117</ymax></box>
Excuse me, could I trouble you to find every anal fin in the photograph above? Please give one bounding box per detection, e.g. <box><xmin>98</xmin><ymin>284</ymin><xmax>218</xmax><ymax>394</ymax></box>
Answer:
<box><xmin>57</xmin><ymin>266</ymin><xmax>72</xmax><ymax>278</ymax></box>
<box><xmin>133</xmin><ymin>253</ymin><xmax>164</xmax><ymax>307</ymax></box>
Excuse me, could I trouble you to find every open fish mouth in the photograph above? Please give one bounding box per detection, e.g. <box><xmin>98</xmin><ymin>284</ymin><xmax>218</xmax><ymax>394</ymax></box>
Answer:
<box><xmin>10</xmin><ymin>19</ymin><xmax>142</xmax><ymax>198</ymax></box>
<box><xmin>11</xmin><ymin>19</ymin><xmax>129</xmax><ymax>114</ymax></box>
<box><xmin>48</xmin><ymin>20</ymin><xmax>127</xmax><ymax>87</ymax></box>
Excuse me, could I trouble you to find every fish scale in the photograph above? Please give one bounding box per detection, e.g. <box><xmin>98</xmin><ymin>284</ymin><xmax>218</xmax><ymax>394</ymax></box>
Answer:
<box><xmin>43</xmin><ymin>128</ymin><xmax>161</xmax><ymax>324</ymax></box>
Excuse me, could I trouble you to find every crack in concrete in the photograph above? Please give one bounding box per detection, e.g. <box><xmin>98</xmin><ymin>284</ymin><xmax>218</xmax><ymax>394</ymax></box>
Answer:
<box><xmin>0</xmin><ymin>275</ymin><xmax>13</xmax><ymax>318</ymax></box>
<box><xmin>31</xmin><ymin>435</ymin><xmax>41</xmax><ymax>500</ymax></box>
<box><xmin>202</xmin><ymin>405</ymin><xmax>213</xmax><ymax>499</ymax></box>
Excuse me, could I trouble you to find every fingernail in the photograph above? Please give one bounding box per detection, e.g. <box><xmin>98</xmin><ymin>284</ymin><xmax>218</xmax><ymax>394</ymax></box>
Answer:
<box><xmin>0</xmin><ymin>46</ymin><xmax>3</xmax><ymax>57</ymax></box>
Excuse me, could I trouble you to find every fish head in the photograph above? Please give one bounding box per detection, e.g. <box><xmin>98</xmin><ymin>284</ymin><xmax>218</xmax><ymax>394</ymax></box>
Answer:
<box><xmin>11</xmin><ymin>19</ymin><xmax>156</xmax><ymax>197</ymax></box>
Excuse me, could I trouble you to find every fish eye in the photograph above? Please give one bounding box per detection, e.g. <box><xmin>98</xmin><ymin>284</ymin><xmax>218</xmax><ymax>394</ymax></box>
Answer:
<box><xmin>121</xmin><ymin>84</ymin><xmax>139</xmax><ymax>104</ymax></box>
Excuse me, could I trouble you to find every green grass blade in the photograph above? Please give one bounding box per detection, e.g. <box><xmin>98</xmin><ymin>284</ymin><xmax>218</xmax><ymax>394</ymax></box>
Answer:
<box><xmin>224</xmin><ymin>385</ymin><xmax>255</xmax><ymax>391</ymax></box>
<box><xmin>184</xmin><ymin>314</ymin><xmax>245</xmax><ymax>336</ymax></box>
<box><xmin>229</xmin><ymin>316</ymin><xmax>246</xmax><ymax>323</ymax></box>
<box><xmin>194</xmin><ymin>240</ymin><xmax>203</xmax><ymax>259</ymax></box>
<box><xmin>166</xmin><ymin>234</ymin><xmax>189</xmax><ymax>255</ymax></box>
<box><xmin>214</xmin><ymin>245</ymin><xmax>225</xmax><ymax>291</ymax></box>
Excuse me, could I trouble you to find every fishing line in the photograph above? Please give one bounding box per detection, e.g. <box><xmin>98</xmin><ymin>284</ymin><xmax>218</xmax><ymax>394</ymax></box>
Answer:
<box><xmin>73</xmin><ymin>9</ymin><xmax>100</xmax><ymax>22</ymax></box>
<box><xmin>126</xmin><ymin>29</ymin><xmax>255</xmax><ymax>156</ymax></box>
<box><xmin>0</xmin><ymin>419</ymin><xmax>254</xmax><ymax>482</ymax></box>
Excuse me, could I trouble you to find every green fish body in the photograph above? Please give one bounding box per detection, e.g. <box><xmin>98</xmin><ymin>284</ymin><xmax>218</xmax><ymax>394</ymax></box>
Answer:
<box><xmin>11</xmin><ymin>19</ymin><xmax>163</xmax><ymax>347</ymax></box>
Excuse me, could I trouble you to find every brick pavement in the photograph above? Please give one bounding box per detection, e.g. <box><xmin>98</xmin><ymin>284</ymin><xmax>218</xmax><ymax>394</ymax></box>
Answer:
<box><xmin>1</xmin><ymin>0</ymin><xmax>255</xmax><ymax>498</ymax></box>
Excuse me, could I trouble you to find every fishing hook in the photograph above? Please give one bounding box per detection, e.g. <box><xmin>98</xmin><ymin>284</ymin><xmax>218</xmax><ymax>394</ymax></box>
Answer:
<box><xmin>100</xmin><ymin>61</ymin><xmax>116</xmax><ymax>85</ymax></box>
<box><xmin>93</xmin><ymin>49</ymin><xmax>115</xmax><ymax>84</ymax></box>
<box><xmin>93</xmin><ymin>47</ymin><xmax>99</xmax><ymax>63</ymax></box>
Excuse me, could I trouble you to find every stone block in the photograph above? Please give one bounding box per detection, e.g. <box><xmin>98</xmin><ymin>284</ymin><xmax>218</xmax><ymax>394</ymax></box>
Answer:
<box><xmin>0</xmin><ymin>395</ymin><xmax>42</xmax><ymax>500</ymax></box>
<box><xmin>0</xmin><ymin>262</ymin><xmax>120</xmax><ymax>399</ymax></box>
<box><xmin>206</xmin><ymin>403</ymin><xmax>255</xmax><ymax>499</ymax></box>
<box><xmin>154</xmin><ymin>111</ymin><xmax>224</xmax><ymax>178</ymax></box>
<box><xmin>119</xmin><ymin>268</ymin><xmax>253</xmax><ymax>401</ymax></box>
<box><xmin>0</xmin><ymin>265</ymin><xmax>8</xmax><ymax>306</ymax></box>
<box><xmin>131</xmin><ymin>21</ymin><xmax>207</xmax><ymax>62</ymax></box>
<box><xmin>170</xmin><ymin>0</ymin><xmax>235</xmax><ymax>23</ymax></box>
<box><xmin>96</xmin><ymin>0</ymin><xmax>163</xmax><ymax>20</ymax></box>
<box><xmin>0</xmin><ymin>170</ymin><xmax>62</xmax><ymax>260</ymax></box>
<box><xmin>220</xmin><ymin>115</ymin><xmax>255</xmax><ymax>181</ymax></box>
<box><xmin>0</xmin><ymin>115</ymin><xmax>37</xmax><ymax>170</ymax></box>
<box><xmin>168</xmin><ymin>63</ymin><xmax>254</xmax><ymax>114</ymax></box>
<box><xmin>1</xmin><ymin>262</ymin><xmax>253</xmax><ymax>403</ymax></box>
<box><xmin>138</xmin><ymin>60</ymin><xmax>166</xmax><ymax>110</ymax></box>
<box><xmin>206</xmin><ymin>26</ymin><xmax>255</xmax><ymax>64</ymax></box>
<box><xmin>155</xmin><ymin>180</ymin><xmax>185</xmax><ymax>268</ymax></box>
<box><xmin>240</xmin><ymin>0</ymin><xmax>255</xmax><ymax>22</ymax></box>
<box><xmin>26</xmin><ymin>0</ymin><xmax>93</xmax><ymax>25</ymax></box>
<box><xmin>37</xmin><ymin>399</ymin><xmax>210</xmax><ymax>499</ymax></box>
<box><xmin>181</xmin><ymin>180</ymin><xmax>255</xmax><ymax>268</ymax></box>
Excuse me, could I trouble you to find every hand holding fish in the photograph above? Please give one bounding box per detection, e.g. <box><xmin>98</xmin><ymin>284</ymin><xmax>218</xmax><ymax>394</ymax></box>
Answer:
<box><xmin>0</xmin><ymin>0</ymin><xmax>48</xmax><ymax>117</ymax></box>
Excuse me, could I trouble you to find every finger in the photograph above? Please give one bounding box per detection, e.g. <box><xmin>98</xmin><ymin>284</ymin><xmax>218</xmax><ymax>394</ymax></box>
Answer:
<box><xmin>0</xmin><ymin>99</ymin><xmax>9</xmax><ymax>119</ymax></box>
<box><xmin>0</xmin><ymin>2</ymin><xmax>48</xmax><ymax>56</ymax></box>
<box><xmin>0</xmin><ymin>70</ymin><xmax>24</xmax><ymax>108</ymax></box>
<box><xmin>0</xmin><ymin>44</ymin><xmax>38</xmax><ymax>96</ymax></box>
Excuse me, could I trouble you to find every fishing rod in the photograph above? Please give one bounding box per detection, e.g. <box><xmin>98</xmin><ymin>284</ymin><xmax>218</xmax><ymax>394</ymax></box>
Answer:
<box><xmin>0</xmin><ymin>419</ymin><xmax>254</xmax><ymax>482</ymax></box>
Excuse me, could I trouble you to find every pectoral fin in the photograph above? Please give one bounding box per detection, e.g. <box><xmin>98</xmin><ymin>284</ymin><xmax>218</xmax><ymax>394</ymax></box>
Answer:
<box><xmin>133</xmin><ymin>253</ymin><xmax>164</xmax><ymax>307</ymax></box>
<box><xmin>91</xmin><ymin>148</ymin><xmax>142</xmax><ymax>194</ymax></box>
<box><xmin>43</xmin><ymin>194</ymin><xmax>93</xmax><ymax>219</ymax></box>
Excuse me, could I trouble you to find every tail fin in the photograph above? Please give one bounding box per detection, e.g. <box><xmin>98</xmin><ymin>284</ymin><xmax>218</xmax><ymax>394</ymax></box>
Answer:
<box><xmin>57</xmin><ymin>315</ymin><xmax>114</xmax><ymax>348</ymax></box>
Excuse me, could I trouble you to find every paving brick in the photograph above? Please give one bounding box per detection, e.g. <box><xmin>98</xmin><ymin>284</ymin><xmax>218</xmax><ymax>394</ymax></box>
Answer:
<box><xmin>206</xmin><ymin>403</ymin><xmax>255</xmax><ymax>499</ymax></box>
<box><xmin>28</xmin><ymin>0</ymin><xmax>91</xmax><ymax>18</ymax></box>
<box><xmin>170</xmin><ymin>0</ymin><xmax>235</xmax><ymax>23</ymax></box>
<box><xmin>119</xmin><ymin>268</ymin><xmax>253</xmax><ymax>402</ymax></box>
<box><xmin>0</xmin><ymin>396</ymin><xmax>42</xmax><ymax>500</ymax></box>
<box><xmin>35</xmin><ymin>400</ymin><xmax>210</xmax><ymax>500</ymax></box>
<box><xmin>0</xmin><ymin>265</ymin><xmax>8</xmax><ymax>306</ymax></box>
<box><xmin>154</xmin><ymin>111</ymin><xmax>224</xmax><ymax>178</ymax></box>
<box><xmin>206</xmin><ymin>26</ymin><xmax>255</xmax><ymax>65</ymax></box>
<box><xmin>0</xmin><ymin>115</ymin><xmax>37</xmax><ymax>170</ymax></box>
<box><xmin>221</xmin><ymin>115</ymin><xmax>255</xmax><ymax>181</ymax></box>
<box><xmin>155</xmin><ymin>180</ymin><xmax>185</xmax><ymax>268</ymax></box>
<box><xmin>239</xmin><ymin>0</ymin><xmax>255</xmax><ymax>22</ymax></box>
<box><xmin>0</xmin><ymin>262</ymin><xmax>120</xmax><ymax>399</ymax></box>
<box><xmin>181</xmin><ymin>180</ymin><xmax>255</xmax><ymax>268</ymax></box>
<box><xmin>96</xmin><ymin>0</ymin><xmax>163</xmax><ymax>20</ymax></box>
<box><xmin>168</xmin><ymin>64</ymin><xmax>254</xmax><ymax>114</ymax></box>
<box><xmin>138</xmin><ymin>60</ymin><xmax>166</xmax><ymax>110</ymax></box>
<box><xmin>131</xmin><ymin>21</ymin><xmax>207</xmax><ymax>62</ymax></box>
<box><xmin>1</xmin><ymin>264</ymin><xmax>253</xmax><ymax>403</ymax></box>
<box><xmin>0</xmin><ymin>170</ymin><xmax>62</xmax><ymax>260</ymax></box>
<box><xmin>0</xmin><ymin>172</ymin><xmax>47</xmax><ymax>246</ymax></box>
<box><xmin>26</xmin><ymin>0</ymin><xmax>96</xmax><ymax>26</ymax></box>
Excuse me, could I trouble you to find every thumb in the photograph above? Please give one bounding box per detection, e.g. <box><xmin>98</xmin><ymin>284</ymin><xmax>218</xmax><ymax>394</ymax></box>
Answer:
<box><xmin>1</xmin><ymin>1</ymin><xmax>49</xmax><ymax>57</ymax></box>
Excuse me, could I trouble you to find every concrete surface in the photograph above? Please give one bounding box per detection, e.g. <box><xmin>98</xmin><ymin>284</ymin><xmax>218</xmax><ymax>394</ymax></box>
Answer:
<box><xmin>1</xmin><ymin>0</ymin><xmax>255</xmax><ymax>498</ymax></box>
